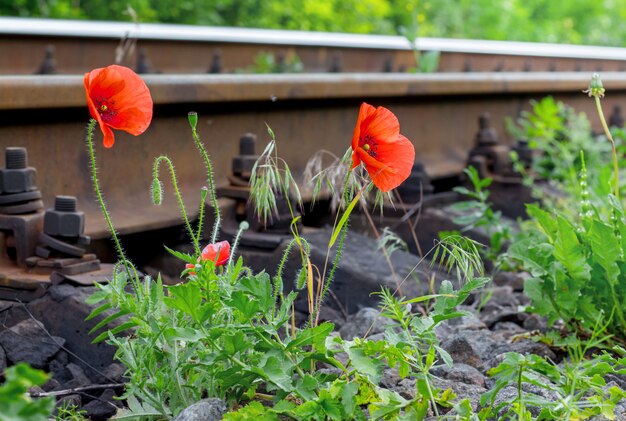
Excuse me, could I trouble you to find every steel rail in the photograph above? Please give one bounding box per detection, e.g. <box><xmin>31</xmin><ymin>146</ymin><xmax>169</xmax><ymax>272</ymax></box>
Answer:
<box><xmin>2</xmin><ymin>17</ymin><xmax>626</xmax><ymax>75</ymax></box>
<box><xmin>1</xmin><ymin>72</ymin><xmax>625</xmax><ymax>238</ymax></box>
<box><xmin>3</xmin><ymin>17</ymin><xmax>626</xmax><ymax>60</ymax></box>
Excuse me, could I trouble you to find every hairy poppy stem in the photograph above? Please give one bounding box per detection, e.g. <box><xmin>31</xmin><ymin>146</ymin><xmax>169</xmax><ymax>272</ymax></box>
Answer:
<box><xmin>188</xmin><ymin>117</ymin><xmax>222</xmax><ymax>244</ymax></box>
<box><xmin>152</xmin><ymin>156</ymin><xmax>201</xmax><ymax>255</ymax></box>
<box><xmin>85</xmin><ymin>119</ymin><xmax>135</xmax><ymax>285</ymax></box>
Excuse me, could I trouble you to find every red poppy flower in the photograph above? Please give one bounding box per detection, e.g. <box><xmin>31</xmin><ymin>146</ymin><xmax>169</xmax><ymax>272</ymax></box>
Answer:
<box><xmin>84</xmin><ymin>65</ymin><xmax>153</xmax><ymax>148</ymax></box>
<box><xmin>351</xmin><ymin>103</ymin><xmax>415</xmax><ymax>192</ymax></box>
<box><xmin>186</xmin><ymin>241</ymin><xmax>231</xmax><ymax>273</ymax></box>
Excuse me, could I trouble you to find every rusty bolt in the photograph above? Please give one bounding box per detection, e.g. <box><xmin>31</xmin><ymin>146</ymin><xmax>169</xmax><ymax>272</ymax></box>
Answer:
<box><xmin>43</xmin><ymin>195</ymin><xmax>85</xmax><ymax>238</ymax></box>
<box><xmin>232</xmin><ymin>133</ymin><xmax>258</xmax><ymax>180</ymax></box>
<box><xmin>0</xmin><ymin>147</ymin><xmax>37</xmax><ymax>194</ymax></box>
<box><xmin>475</xmin><ymin>114</ymin><xmax>499</xmax><ymax>146</ymax></box>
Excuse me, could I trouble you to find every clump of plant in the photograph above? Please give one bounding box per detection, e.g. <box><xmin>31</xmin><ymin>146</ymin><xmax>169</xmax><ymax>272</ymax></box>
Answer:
<box><xmin>481</xmin><ymin>326</ymin><xmax>626</xmax><ymax>420</ymax></box>
<box><xmin>510</xmin><ymin>75</ymin><xmax>626</xmax><ymax>344</ymax></box>
<box><xmin>80</xmin><ymin>66</ymin><xmax>492</xmax><ymax>420</ymax></box>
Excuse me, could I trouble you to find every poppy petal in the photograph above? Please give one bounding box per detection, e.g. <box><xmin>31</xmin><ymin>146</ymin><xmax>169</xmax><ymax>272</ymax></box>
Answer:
<box><xmin>360</xmin><ymin>105</ymin><xmax>399</xmax><ymax>145</ymax></box>
<box><xmin>100</xmin><ymin>123</ymin><xmax>116</xmax><ymax>148</ymax></box>
<box><xmin>360</xmin><ymin>135</ymin><xmax>415</xmax><ymax>192</ymax></box>
<box><xmin>201</xmin><ymin>240</ymin><xmax>231</xmax><ymax>267</ymax></box>
<box><xmin>352</xmin><ymin>102</ymin><xmax>377</xmax><ymax>151</ymax></box>
<box><xmin>84</xmin><ymin>65</ymin><xmax>153</xmax><ymax>147</ymax></box>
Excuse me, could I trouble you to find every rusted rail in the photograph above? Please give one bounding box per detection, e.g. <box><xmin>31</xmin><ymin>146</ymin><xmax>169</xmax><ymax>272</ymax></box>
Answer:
<box><xmin>2</xmin><ymin>17</ymin><xmax>626</xmax><ymax>74</ymax></box>
<box><xmin>2</xmin><ymin>72</ymin><xmax>626</xmax><ymax>239</ymax></box>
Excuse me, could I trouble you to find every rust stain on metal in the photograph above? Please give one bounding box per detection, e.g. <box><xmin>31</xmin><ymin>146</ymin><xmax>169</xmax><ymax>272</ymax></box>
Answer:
<box><xmin>1</xmin><ymin>73</ymin><xmax>626</xmax><ymax>239</ymax></box>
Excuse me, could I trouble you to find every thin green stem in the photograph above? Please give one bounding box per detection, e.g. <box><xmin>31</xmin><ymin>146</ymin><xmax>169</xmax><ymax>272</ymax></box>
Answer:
<box><xmin>153</xmin><ymin>156</ymin><xmax>200</xmax><ymax>255</ymax></box>
<box><xmin>517</xmin><ymin>362</ymin><xmax>525</xmax><ymax>421</ymax></box>
<box><xmin>594</xmin><ymin>96</ymin><xmax>620</xmax><ymax>200</ymax></box>
<box><xmin>86</xmin><ymin>119</ymin><xmax>135</xmax><ymax>285</ymax></box>
<box><xmin>189</xmin><ymin>124</ymin><xmax>221</xmax><ymax>243</ymax></box>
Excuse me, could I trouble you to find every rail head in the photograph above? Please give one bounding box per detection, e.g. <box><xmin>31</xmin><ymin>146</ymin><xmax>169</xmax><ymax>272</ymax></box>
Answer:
<box><xmin>2</xmin><ymin>72</ymin><xmax>626</xmax><ymax>111</ymax></box>
<box><xmin>3</xmin><ymin>17</ymin><xmax>626</xmax><ymax>61</ymax></box>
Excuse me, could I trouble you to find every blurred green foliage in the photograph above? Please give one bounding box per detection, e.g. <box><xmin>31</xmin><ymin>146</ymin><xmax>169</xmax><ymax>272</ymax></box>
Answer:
<box><xmin>2</xmin><ymin>0</ymin><xmax>626</xmax><ymax>46</ymax></box>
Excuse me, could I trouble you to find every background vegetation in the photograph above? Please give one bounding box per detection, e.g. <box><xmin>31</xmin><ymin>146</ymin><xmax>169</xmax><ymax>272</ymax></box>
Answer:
<box><xmin>2</xmin><ymin>0</ymin><xmax>626</xmax><ymax>46</ymax></box>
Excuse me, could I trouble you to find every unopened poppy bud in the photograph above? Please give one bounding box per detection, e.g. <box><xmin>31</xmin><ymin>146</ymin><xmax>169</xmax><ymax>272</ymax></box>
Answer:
<box><xmin>188</xmin><ymin>112</ymin><xmax>198</xmax><ymax>130</ymax></box>
<box><xmin>239</xmin><ymin>220</ymin><xmax>250</xmax><ymax>231</ymax></box>
<box><xmin>585</xmin><ymin>73</ymin><xmax>605</xmax><ymax>98</ymax></box>
<box><xmin>151</xmin><ymin>178</ymin><xmax>163</xmax><ymax>205</ymax></box>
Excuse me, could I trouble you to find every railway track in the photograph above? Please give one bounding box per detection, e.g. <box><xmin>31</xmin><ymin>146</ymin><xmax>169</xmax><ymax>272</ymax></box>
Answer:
<box><xmin>3</xmin><ymin>17</ymin><xmax>626</xmax><ymax>74</ymax></box>
<box><xmin>2</xmin><ymin>17</ymin><xmax>626</xmax><ymax>298</ymax></box>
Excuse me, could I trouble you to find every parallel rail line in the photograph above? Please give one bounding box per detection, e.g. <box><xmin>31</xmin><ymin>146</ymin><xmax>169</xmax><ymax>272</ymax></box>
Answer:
<box><xmin>3</xmin><ymin>17</ymin><xmax>626</xmax><ymax>74</ymax></box>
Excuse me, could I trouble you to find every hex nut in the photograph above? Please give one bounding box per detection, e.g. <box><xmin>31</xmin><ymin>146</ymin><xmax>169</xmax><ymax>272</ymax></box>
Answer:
<box><xmin>44</xmin><ymin>210</ymin><xmax>85</xmax><ymax>238</ymax></box>
<box><xmin>0</xmin><ymin>167</ymin><xmax>37</xmax><ymax>194</ymax></box>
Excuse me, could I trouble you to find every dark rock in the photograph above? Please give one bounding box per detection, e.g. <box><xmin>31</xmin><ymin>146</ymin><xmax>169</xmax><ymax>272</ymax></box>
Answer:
<box><xmin>43</xmin><ymin>378</ymin><xmax>62</xmax><ymax>392</ymax></box>
<box><xmin>479</xmin><ymin>303</ymin><xmax>525</xmax><ymax>328</ymax></box>
<box><xmin>28</xmin><ymin>385</ymin><xmax>45</xmax><ymax>395</ymax></box>
<box><xmin>0</xmin><ymin>318</ymin><xmax>65</xmax><ymax>368</ymax></box>
<box><xmin>492</xmin><ymin>321</ymin><xmax>526</xmax><ymax>340</ymax></box>
<box><xmin>522</xmin><ymin>313</ymin><xmax>548</xmax><ymax>332</ymax></box>
<box><xmin>492</xmin><ymin>321</ymin><xmax>525</xmax><ymax>333</ymax></box>
<box><xmin>50</xmin><ymin>359</ymin><xmax>71</xmax><ymax>383</ymax></box>
<box><xmin>63</xmin><ymin>363</ymin><xmax>92</xmax><ymax>389</ymax></box>
<box><xmin>431</xmin><ymin>378</ymin><xmax>486</xmax><ymax>411</ymax></box>
<box><xmin>493</xmin><ymin>271</ymin><xmax>526</xmax><ymax>291</ymax></box>
<box><xmin>440</xmin><ymin>330</ymin><xmax>501</xmax><ymax>370</ymax></box>
<box><xmin>4</xmin><ymin>283</ymin><xmax>118</xmax><ymax>377</ymax></box>
<box><xmin>317</xmin><ymin>305</ymin><xmax>346</xmax><ymax>329</ymax></box>
<box><xmin>489</xmin><ymin>338</ymin><xmax>556</xmax><ymax>362</ymax></box>
<box><xmin>489</xmin><ymin>383</ymin><xmax>559</xmax><ymax>417</ymax></box>
<box><xmin>477</xmin><ymin>286</ymin><xmax>519</xmax><ymax>307</ymax></box>
<box><xmin>173</xmin><ymin>398</ymin><xmax>228</xmax><ymax>421</ymax></box>
<box><xmin>435</xmin><ymin>307</ymin><xmax>487</xmax><ymax>339</ymax></box>
<box><xmin>339</xmin><ymin>307</ymin><xmax>393</xmax><ymax>340</ymax></box>
<box><xmin>431</xmin><ymin>363</ymin><xmax>486</xmax><ymax>387</ymax></box>
<box><xmin>83</xmin><ymin>388</ymin><xmax>121</xmax><ymax>421</ymax></box>
<box><xmin>55</xmin><ymin>394</ymin><xmax>82</xmax><ymax>413</ymax></box>
<box><xmin>53</xmin><ymin>349</ymin><xmax>69</xmax><ymax>365</ymax></box>
<box><xmin>284</xmin><ymin>228</ymin><xmax>445</xmax><ymax>315</ymax></box>
<box><xmin>91</xmin><ymin>362</ymin><xmax>126</xmax><ymax>384</ymax></box>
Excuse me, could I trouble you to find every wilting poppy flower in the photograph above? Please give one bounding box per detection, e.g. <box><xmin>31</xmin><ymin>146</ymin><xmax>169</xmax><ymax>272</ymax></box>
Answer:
<box><xmin>84</xmin><ymin>65</ymin><xmax>153</xmax><ymax>148</ymax></box>
<box><xmin>186</xmin><ymin>241</ymin><xmax>231</xmax><ymax>273</ymax></box>
<box><xmin>351</xmin><ymin>103</ymin><xmax>415</xmax><ymax>192</ymax></box>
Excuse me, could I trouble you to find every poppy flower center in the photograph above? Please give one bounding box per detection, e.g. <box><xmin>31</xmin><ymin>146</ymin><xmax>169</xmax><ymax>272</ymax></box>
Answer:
<box><xmin>94</xmin><ymin>96</ymin><xmax>117</xmax><ymax>123</ymax></box>
<box><xmin>360</xmin><ymin>135</ymin><xmax>378</xmax><ymax>157</ymax></box>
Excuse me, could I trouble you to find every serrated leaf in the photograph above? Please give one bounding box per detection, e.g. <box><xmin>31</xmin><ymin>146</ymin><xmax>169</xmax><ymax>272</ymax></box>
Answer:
<box><xmin>345</xmin><ymin>345</ymin><xmax>384</xmax><ymax>384</ymax></box>
<box><xmin>588</xmin><ymin>220</ymin><xmax>621</xmax><ymax>283</ymax></box>
<box><xmin>223</xmin><ymin>331</ymin><xmax>249</xmax><ymax>355</ymax></box>
<box><xmin>553</xmin><ymin>215</ymin><xmax>591</xmax><ymax>281</ymax></box>
<box><xmin>287</xmin><ymin>322</ymin><xmax>334</xmax><ymax>351</ymax></box>
<box><xmin>526</xmin><ymin>204</ymin><xmax>558</xmax><ymax>240</ymax></box>
<box><xmin>165</xmin><ymin>281</ymin><xmax>202</xmax><ymax>322</ymax></box>
<box><xmin>294</xmin><ymin>373</ymin><xmax>319</xmax><ymax>401</ymax></box>
<box><xmin>258</xmin><ymin>356</ymin><xmax>293</xmax><ymax>392</ymax></box>
<box><xmin>163</xmin><ymin>327</ymin><xmax>205</xmax><ymax>342</ymax></box>
<box><xmin>229</xmin><ymin>290</ymin><xmax>260</xmax><ymax>318</ymax></box>
<box><xmin>239</xmin><ymin>273</ymin><xmax>273</xmax><ymax>314</ymax></box>
<box><xmin>509</xmin><ymin>239</ymin><xmax>553</xmax><ymax>277</ymax></box>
